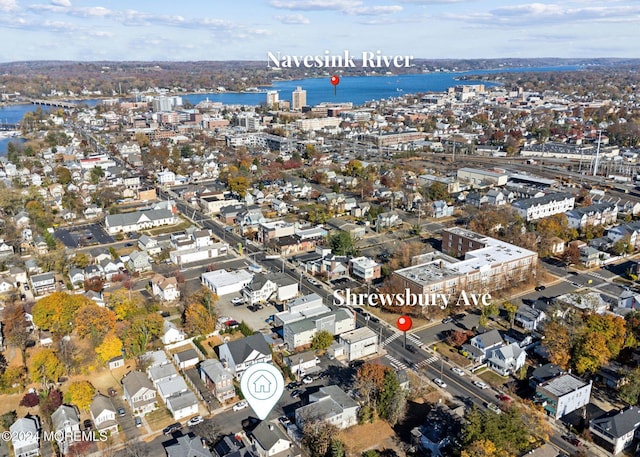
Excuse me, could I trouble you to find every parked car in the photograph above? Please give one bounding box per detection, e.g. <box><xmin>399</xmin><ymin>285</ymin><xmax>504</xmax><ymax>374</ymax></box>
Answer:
<box><xmin>291</xmin><ymin>389</ymin><xmax>303</xmax><ymax>398</ymax></box>
<box><xmin>535</xmin><ymin>285</ymin><xmax>546</xmax><ymax>291</ymax></box>
<box><xmin>486</xmin><ymin>402</ymin><xmax>502</xmax><ymax>414</ymax></box>
<box><xmin>562</xmin><ymin>435</ymin><xmax>581</xmax><ymax>447</ymax></box>
<box><xmin>163</xmin><ymin>422</ymin><xmax>182</xmax><ymax>435</ymax></box>
<box><xmin>473</xmin><ymin>380</ymin><xmax>489</xmax><ymax>389</ymax></box>
<box><xmin>308</xmin><ymin>278</ymin><xmax>320</xmax><ymax>286</ymax></box>
<box><xmin>187</xmin><ymin>415</ymin><xmax>203</xmax><ymax>426</ymax></box>
<box><xmin>286</xmin><ymin>382</ymin><xmax>298</xmax><ymax>390</ymax></box>
<box><xmin>497</xmin><ymin>394</ymin><xmax>511</xmax><ymax>402</ymax></box>
<box><xmin>231</xmin><ymin>297</ymin><xmax>244</xmax><ymax>305</ymax></box>
<box><xmin>405</xmin><ymin>345</ymin><xmax>417</xmax><ymax>353</ymax></box>
<box><xmin>233</xmin><ymin>400</ymin><xmax>248</xmax><ymax>411</ymax></box>
<box><xmin>442</xmin><ymin>317</ymin><xmax>453</xmax><ymax>324</ymax></box>
<box><xmin>83</xmin><ymin>419</ymin><xmax>93</xmax><ymax>430</ymax></box>
<box><xmin>451</xmin><ymin>367</ymin><xmax>465</xmax><ymax>376</ymax></box>
<box><xmin>117</xmin><ymin>407</ymin><xmax>126</xmax><ymax>417</ymax></box>
<box><xmin>302</xmin><ymin>376</ymin><xmax>314</xmax><ymax>385</ymax></box>
<box><xmin>135</xmin><ymin>416</ymin><xmax>142</xmax><ymax>428</ymax></box>
<box><xmin>433</xmin><ymin>378</ymin><xmax>447</xmax><ymax>388</ymax></box>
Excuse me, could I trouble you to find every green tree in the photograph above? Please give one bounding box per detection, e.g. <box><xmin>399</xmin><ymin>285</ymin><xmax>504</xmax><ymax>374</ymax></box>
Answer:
<box><xmin>503</xmin><ymin>301</ymin><xmax>518</xmax><ymax>328</ymax></box>
<box><xmin>330</xmin><ymin>439</ymin><xmax>345</xmax><ymax>457</ymax></box>
<box><xmin>311</xmin><ymin>330</ymin><xmax>334</xmax><ymax>352</ymax></box>
<box><xmin>55</xmin><ymin>166</ymin><xmax>72</xmax><ymax>185</ymax></box>
<box><xmin>378</xmin><ymin>369</ymin><xmax>406</xmax><ymax>425</ymax></box>
<box><xmin>90</xmin><ymin>166</ymin><xmax>105</xmax><ymax>184</ymax></box>
<box><xmin>328</xmin><ymin>231</ymin><xmax>358</xmax><ymax>256</ymax></box>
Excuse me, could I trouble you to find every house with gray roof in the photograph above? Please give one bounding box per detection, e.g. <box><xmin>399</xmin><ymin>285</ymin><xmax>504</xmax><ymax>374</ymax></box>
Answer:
<box><xmin>128</xmin><ymin>250</ymin><xmax>152</xmax><ymax>273</ymax></box>
<box><xmin>463</xmin><ymin>329</ymin><xmax>504</xmax><ymax>362</ymax></box>
<box><xmin>249</xmin><ymin>421</ymin><xmax>300</xmax><ymax>457</ymax></box>
<box><xmin>122</xmin><ymin>370</ymin><xmax>157</xmax><ymax>415</ymax></box>
<box><xmin>200</xmin><ymin>359</ymin><xmax>235</xmax><ymax>403</ymax></box>
<box><xmin>534</xmin><ymin>373</ymin><xmax>592</xmax><ymax>419</ymax></box>
<box><xmin>487</xmin><ymin>342</ymin><xmax>526</xmax><ymax>376</ymax></box>
<box><xmin>295</xmin><ymin>385</ymin><xmax>358</xmax><ymax>429</ymax></box>
<box><xmin>165</xmin><ymin>433</ymin><xmax>213</xmax><ymax>457</ymax></box>
<box><xmin>90</xmin><ymin>394</ymin><xmax>118</xmax><ymax>435</ymax></box>
<box><xmin>590</xmin><ymin>406</ymin><xmax>640</xmax><ymax>455</ymax></box>
<box><xmin>515</xmin><ymin>303</ymin><xmax>547</xmax><ymax>331</ymax></box>
<box><xmin>10</xmin><ymin>415</ymin><xmax>40</xmax><ymax>457</ymax></box>
<box><xmin>217</xmin><ymin>333</ymin><xmax>272</xmax><ymax>377</ymax></box>
<box><xmin>51</xmin><ymin>405</ymin><xmax>80</xmax><ymax>455</ymax></box>
<box><xmin>104</xmin><ymin>208</ymin><xmax>178</xmax><ymax>234</ymax></box>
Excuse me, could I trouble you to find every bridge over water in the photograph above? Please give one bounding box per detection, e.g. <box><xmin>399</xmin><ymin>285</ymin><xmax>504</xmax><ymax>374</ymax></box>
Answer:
<box><xmin>29</xmin><ymin>99</ymin><xmax>78</xmax><ymax>109</ymax></box>
<box><xmin>0</xmin><ymin>123</ymin><xmax>19</xmax><ymax>131</ymax></box>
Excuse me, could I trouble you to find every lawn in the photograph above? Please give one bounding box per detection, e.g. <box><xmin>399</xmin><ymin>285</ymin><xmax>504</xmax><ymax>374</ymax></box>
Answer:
<box><xmin>433</xmin><ymin>342</ymin><xmax>471</xmax><ymax>368</ymax></box>
<box><xmin>144</xmin><ymin>407</ymin><xmax>174</xmax><ymax>432</ymax></box>
<box><xmin>476</xmin><ymin>368</ymin><xmax>509</xmax><ymax>388</ymax></box>
<box><xmin>143</xmin><ymin>218</ymin><xmax>192</xmax><ymax>236</ymax></box>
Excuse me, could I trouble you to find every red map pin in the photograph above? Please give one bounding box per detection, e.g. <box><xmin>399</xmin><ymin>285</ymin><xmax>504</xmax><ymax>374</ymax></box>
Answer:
<box><xmin>330</xmin><ymin>75</ymin><xmax>340</xmax><ymax>95</ymax></box>
<box><xmin>396</xmin><ymin>315</ymin><xmax>412</xmax><ymax>332</ymax></box>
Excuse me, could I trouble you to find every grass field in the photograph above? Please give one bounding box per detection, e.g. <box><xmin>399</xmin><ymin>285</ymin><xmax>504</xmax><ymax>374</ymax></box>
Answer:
<box><xmin>337</xmin><ymin>421</ymin><xmax>399</xmax><ymax>455</ymax></box>
<box><xmin>433</xmin><ymin>342</ymin><xmax>471</xmax><ymax>368</ymax></box>
<box><xmin>477</xmin><ymin>368</ymin><xmax>509</xmax><ymax>387</ymax></box>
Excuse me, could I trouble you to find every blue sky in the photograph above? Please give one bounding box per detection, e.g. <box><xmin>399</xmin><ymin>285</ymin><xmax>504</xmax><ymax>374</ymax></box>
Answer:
<box><xmin>0</xmin><ymin>0</ymin><xmax>638</xmax><ymax>62</ymax></box>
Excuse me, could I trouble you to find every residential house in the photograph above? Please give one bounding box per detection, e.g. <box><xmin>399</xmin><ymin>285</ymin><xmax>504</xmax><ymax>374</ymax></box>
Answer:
<box><xmin>51</xmin><ymin>405</ymin><xmax>80</xmax><ymax>456</ymax></box>
<box><xmin>161</xmin><ymin>321</ymin><xmax>187</xmax><ymax>345</ymax></box>
<box><xmin>30</xmin><ymin>272</ymin><xmax>56</xmax><ymax>296</ymax></box>
<box><xmin>128</xmin><ymin>251</ymin><xmax>152</xmax><ymax>273</ymax></box>
<box><xmin>165</xmin><ymin>433</ymin><xmax>213</xmax><ymax>457</ymax></box>
<box><xmin>339</xmin><ymin>327</ymin><xmax>378</xmax><ymax>361</ymax></box>
<box><xmin>580</xmin><ymin>245</ymin><xmax>601</xmax><ymax>268</ymax></box>
<box><xmin>431</xmin><ymin>200</ymin><xmax>454</xmax><ymax>219</ymax></box>
<box><xmin>590</xmin><ymin>406</ymin><xmax>640</xmax><ymax>455</ymax></box>
<box><xmin>68</xmin><ymin>268</ymin><xmax>85</xmax><ymax>286</ymax></box>
<box><xmin>217</xmin><ymin>333</ymin><xmax>273</xmax><ymax>377</ymax></box>
<box><xmin>512</xmin><ymin>193</ymin><xmax>575</xmax><ymax>222</ymax></box>
<box><xmin>137</xmin><ymin>235</ymin><xmax>162</xmax><ymax>255</ymax></box>
<box><xmin>376</xmin><ymin>211</ymin><xmax>401</xmax><ymax>230</ymax></box>
<box><xmin>249</xmin><ymin>421</ymin><xmax>300</xmax><ymax>457</ymax></box>
<box><xmin>515</xmin><ymin>303</ymin><xmax>547</xmax><ymax>331</ymax></box>
<box><xmin>463</xmin><ymin>329</ymin><xmax>504</xmax><ymax>363</ymax></box>
<box><xmin>619</xmin><ymin>288</ymin><xmax>640</xmax><ymax>309</ymax></box>
<box><xmin>200</xmin><ymin>359</ymin><xmax>235</xmax><ymax>403</ymax></box>
<box><xmin>283</xmin><ymin>308</ymin><xmax>355</xmax><ymax>351</ymax></box>
<box><xmin>148</xmin><ymin>362</ymin><xmax>179</xmax><ymax>388</ymax></box>
<box><xmin>122</xmin><ymin>370</ymin><xmax>157</xmax><ymax>415</ymax></box>
<box><xmin>0</xmin><ymin>239</ymin><xmax>14</xmax><ymax>258</ymax></box>
<box><xmin>242</xmin><ymin>272</ymin><xmax>298</xmax><ymax>304</ymax></box>
<box><xmin>284</xmin><ymin>351</ymin><xmax>320</xmax><ymax>378</ymax></box>
<box><xmin>486</xmin><ymin>343</ymin><xmax>526</xmax><ymax>376</ymax></box>
<box><xmin>534</xmin><ymin>374</ymin><xmax>592</xmax><ymax>419</ymax></box>
<box><xmin>529</xmin><ymin>364</ymin><xmax>565</xmax><ymax>389</ymax></box>
<box><xmin>349</xmin><ymin>257</ymin><xmax>381</xmax><ymax>281</ymax></box>
<box><xmin>295</xmin><ymin>386</ymin><xmax>359</xmax><ymax>429</ymax></box>
<box><xmin>411</xmin><ymin>404</ymin><xmax>463</xmax><ymax>457</ymax></box>
<box><xmin>90</xmin><ymin>394</ymin><xmax>118</xmax><ymax>435</ymax></box>
<box><xmin>566</xmin><ymin>202</ymin><xmax>618</xmax><ymax>229</ymax></box>
<box><xmin>10</xmin><ymin>416</ymin><xmax>40</xmax><ymax>457</ymax></box>
<box><xmin>151</xmin><ymin>275</ymin><xmax>180</xmax><ymax>302</ymax></box>
<box><xmin>486</xmin><ymin>189</ymin><xmax>506</xmax><ymax>206</ymax></box>
<box><xmin>174</xmin><ymin>349</ymin><xmax>200</xmax><ymax>370</ymax></box>
<box><xmin>156</xmin><ymin>377</ymin><xmax>199</xmax><ymax>420</ymax></box>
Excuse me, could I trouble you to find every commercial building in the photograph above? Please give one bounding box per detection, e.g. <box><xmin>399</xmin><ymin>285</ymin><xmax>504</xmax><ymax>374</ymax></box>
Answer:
<box><xmin>394</xmin><ymin>227</ymin><xmax>537</xmax><ymax>297</ymax></box>
<box><xmin>283</xmin><ymin>308</ymin><xmax>355</xmax><ymax>350</ymax></box>
<box><xmin>339</xmin><ymin>327</ymin><xmax>378</xmax><ymax>361</ymax></box>
<box><xmin>201</xmin><ymin>269</ymin><xmax>253</xmax><ymax>296</ymax></box>
<box><xmin>457</xmin><ymin>167</ymin><xmax>508</xmax><ymax>187</ymax></box>
<box><xmin>534</xmin><ymin>374</ymin><xmax>592</xmax><ymax>419</ymax></box>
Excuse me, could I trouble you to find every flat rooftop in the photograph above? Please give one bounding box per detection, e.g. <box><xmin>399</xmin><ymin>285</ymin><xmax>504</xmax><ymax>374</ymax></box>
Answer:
<box><xmin>539</xmin><ymin>374</ymin><xmax>589</xmax><ymax>397</ymax></box>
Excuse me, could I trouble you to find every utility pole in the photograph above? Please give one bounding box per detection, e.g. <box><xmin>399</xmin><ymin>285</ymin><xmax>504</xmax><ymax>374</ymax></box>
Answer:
<box><xmin>593</xmin><ymin>130</ymin><xmax>602</xmax><ymax>177</ymax></box>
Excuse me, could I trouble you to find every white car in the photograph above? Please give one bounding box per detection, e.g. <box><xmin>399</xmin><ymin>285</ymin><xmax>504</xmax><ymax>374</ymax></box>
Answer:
<box><xmin>486</xmin><ymin>402</ymin><xmax>502</xmax><ymax>414</ymax></box>
<box><xmin>302</xmin><ymin>376</ymin><xmax>314</xmax><ymax>385</ymax></box>
<box><xmin>451</xmin><ymin>367</ymin><xmax>465</xmax><ymax>376</ymax></box>
<box><xmin>473</xmin><ymin>380</ymin><xmax>489</xmax><ymax>389</ymax></box>
<box><xmin>308</xmin><ymin>278</ymin><xmax>320</xmax><ymax>286</ymax></box>
<box><xmin>433</xmin><ymin>378</ymin><xmax>447</xmax><ymax>388</ymax></box>
<box><xmin>232</xmin><ymin>401</ymin><xmax>248</xmax><ymax>411</ymax></box>
<box><xmin>231</xmin><ymin>297</ymin><xmax>244</xmax><ymax>305</ymax></box>
<box><xmin>187</xmin><ymin>415</ymin><xmax>203</xmax><ymax>426</ymax></box>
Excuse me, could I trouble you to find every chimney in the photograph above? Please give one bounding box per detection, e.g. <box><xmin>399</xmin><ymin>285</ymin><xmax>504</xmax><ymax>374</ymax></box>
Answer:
<box><xmin>269</xmin><ymin>424</ymin><xmax>274</xmax><ymax>431</ymax></box>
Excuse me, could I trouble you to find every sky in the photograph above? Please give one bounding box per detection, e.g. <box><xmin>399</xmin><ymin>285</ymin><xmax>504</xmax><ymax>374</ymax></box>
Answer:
<box><xmin>0</xmin><ymin>0</ymin><xmax>639</xmax><ymax>62</ymax></box>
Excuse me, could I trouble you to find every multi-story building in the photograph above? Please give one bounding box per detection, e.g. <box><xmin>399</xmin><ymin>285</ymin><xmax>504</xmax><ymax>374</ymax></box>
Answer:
<box><xmin>511</xmin><ymin>193</ymin><xmax>576</xmax><ymax>222</ymax></box>
<box><xmin>394</xmin><ymin>228</ymin><xmax>537</xmax><ymax>298</ymax></box>
<box><xmin>292</xmin><ymin>86</ymin><xmax>307</xmax><ymax>110</ymax></box>
<box><xmin>339</xmin><ymin>327</ymin><xmax>378</xmax><ymax>361</ymax></box>
<box><xmin>257</xmin><ymin>221</ymin><xmax>296</xmax><ymax>245</ymax></box>
<box><xmin>266</xmin><ymin>90</ymin><xmax>279</xmax><ymax>107</ymax></box>
<box><xmin>349</xmin><ymin>257</ymin><xmax>381</xmax><ymax>281</ymax></box>
<box><xmin>566</xmin><ymin>202</ymin><xmax>618</xmax><ymax>229</ymax></box>
<box><xmin>590</xmin><ymin>406</ymin><xmax>640</xmax><ymax>455</ymax></box>
<box><xmin>295</xmin><ymin>117</ymin><xmax>341</xmax><ymax>132</ymax></box>
<box><xmin>283</xmin><ymin>309</ymin><xmax>355</xmax><ymax>350</ymax></box>
<box><xmin>534</xmin><ymin>374</ymin><xmax>592</xmax><ymax>419</ymax></box>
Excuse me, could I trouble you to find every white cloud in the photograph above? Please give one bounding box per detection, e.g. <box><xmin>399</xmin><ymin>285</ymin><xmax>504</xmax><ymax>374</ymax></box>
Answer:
<box><xmin>348</xmin><ymin>5</ymin><xmax>403</xmax><ymax>15</ymax></box>
<box><xmin>269</xmin><ymin>0</ymin><xmax>363</xmax><ymax>10</ymax></box>
<box><xmin>0</xmin><ymin>0</ymin><xmax>17</xmax><ymax>11</ymax></box>
<box><xmin>275</xmin><ymin>13</ymin><xmax>311</xmax><ymax>24</ymax></box>
<box><xmin>51</xmin><ymin>0</ymin><xmax>72</xmax><ymax>6</ymax></box>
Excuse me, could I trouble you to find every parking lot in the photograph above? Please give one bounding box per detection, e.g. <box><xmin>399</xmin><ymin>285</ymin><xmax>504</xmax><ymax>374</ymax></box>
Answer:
<box><xmin>216</xmin><ymin>294</ymin><xmax>278</xmax><ymax>332</ymax></box>
<box><xmin>54</xmin><ymin>223</ymin><xmax>114</xmax><ymax>248</ymax></box>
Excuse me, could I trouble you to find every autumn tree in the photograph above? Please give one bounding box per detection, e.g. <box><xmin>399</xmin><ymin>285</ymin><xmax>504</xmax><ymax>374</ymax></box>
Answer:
<box><xmin>118</xmin><ymin>313</ymin><xmax>163</xmax><ymax>357</ymax></box>
<box><xmin>311</xmin><ymin>330</ymin><xmax>334</xmax><ymax>352</ymax></box>
<box><xmin>107</xmin><ymin>288</ymin><xmax>142</xmax><ymax>320</ymax></box>
<box><xmin>3</xmin><ymin>302</ymin><xmax>31</xmax><ymax>368</ymax></box>
<box><xmin>95</xmin><ymin>332</ymin><xmax>123</xmax><ymax>363</ymax></box>
<box><xmin>20</xmin><ymin>392</ymin><xmax>40</xmax><ymax>407</ymax></box>
<box><xmin>32</xmin><ymin>292</ymin><xmax>90</xmax><ymax>337</ymax></box>
<box><xmin>184</xmin><ymin>303</ymin><xmax>216</xmax><ymax>336</ymax></box>
<box><xmin>28</xmin><ymin>348</ymin><xmax>64</xmax><ymax>387</ymax></box>
<box><xmin>65</xmin><ymin>381</ymin><xmax>95</xmax><ymax>411</ymax></box>
<box><xmin>302</xmin><ymin>421</ymin><xmax>339</xmax><ymax>457</ymax></box>
<box><xmin>447</xmin><ymin>329</ymin><xmax>474</xmax><ymax>347</ymax></box>
<box><xmin>503</xmin><ymin>302</ymin><xmax>518</xmax><ymax>329</ymax></box>
<box><xmin>228</xmin><ymin>175</ymin><xmax>250</xmax><ymax>197</ymax></box>
<box><xmin>356</xmin><ymin>363</ymin><xmax>387</xmax><ymax>409</ymax></box>
<box><xmin>74</xmin><ymin>304</ymin><xmax>117</xmax><ymax>347</ymax></box>
<box><xmin>574</xmin><ymin>333</ymin><xmax>610</xmax><ymax>375</ymax></box>
<box><xmin>542</xmin><ymin>321</ymin><xmax>571</xmax><ymax>369</ymax></box>
<box><xmin>620</xmin><ymin>367</ymin><xmax>640</xmax><ymax>405</ymax></box>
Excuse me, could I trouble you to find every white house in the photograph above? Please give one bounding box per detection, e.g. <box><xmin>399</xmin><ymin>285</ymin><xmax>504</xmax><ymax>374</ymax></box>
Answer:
<box><xmin>217</xmin><ymin>333</ymin><xmax>272</xmax><ymax>377</ymax></box>
<box><xmin>339</xmin><ymin>327</ymin><xmax>378</xmax><ymax>362</ymax></box>
<box><xmin>534</xmin><ymin>374</ymin><xmax>592</xmax><ymax>419</ymax></box>
<box><xmin>51</xmin><ymin>405</ymin><xmax>80</xmax><ymax>456</ymax></box>
<box><xmin>514</xmin><ymin>303</ymin><xmax>547</xmax><ymax>331</ymax></box>
<box><xmin>10</xmin><ymin>416</ymin><xmax>40</xmax><ymax>457</ymax></box>
<box><xmin>487</xmin><ymin>342</ymin><xmax>526</xmax><ymax>376</ymax></box>
<box><xmin>295</xmin><ymin>386</ymin><xmax>359</xmax><ymax>429</ymax></box>
<box><xmin>249</xmin><ymin>421</ymin><xmax>298</xmax><ymax>457</ymax></box>
<box><xmin>151</xmin><ymin>275</ymin><xmax>181</xmax><ymax>302</ymax></box>
<box><xmin>161</xmin><ymin>321</ymin><xmax>187</xmax><ymax>345</ymax></box>
<box><xmin>590</xmin><ymin>406</ymin><xmax>640</xmax><ymax>455</ymax></box>
<box><xmin>173</xmin><ymin>348</ymin><xmax>200</xmax><ymax>370</ymax></box>
<box><xmin>156</xmin><ymin>377</ymin><xmax>199</xmax><ymax>420</ymax></box>
<box><xmin>90</xmin><ymin>394</ymin><xmax>118</xmax><ymax>435</ymax></box>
